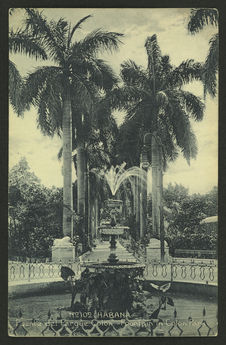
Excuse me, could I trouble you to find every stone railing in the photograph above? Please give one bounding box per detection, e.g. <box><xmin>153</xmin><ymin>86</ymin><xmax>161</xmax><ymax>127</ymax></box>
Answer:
<box><xmin>143</xmin><ymin>260</ymin><xmax>217</xmax><ymax>285</ymax></box>
<box><xmin>119</xmin><ymin>239</ymin><xmax>217</xmax><ymax>285</ymax></box>
<box><xmin>8</xmin><ymin>260</ymin><xmax>81</xmax><ymax>282</ymax></box>
<box><xmin>8</xmin><ymin>259</ymin><xmax>217</xmax><ymax>285</ymax></box>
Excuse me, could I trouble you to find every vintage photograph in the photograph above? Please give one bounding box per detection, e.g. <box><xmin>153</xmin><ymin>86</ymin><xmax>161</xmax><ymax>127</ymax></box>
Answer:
<box><xmin>8</xmin><ymin>8</ymin><xmax>218</xmax><ymax>337</ymax></box>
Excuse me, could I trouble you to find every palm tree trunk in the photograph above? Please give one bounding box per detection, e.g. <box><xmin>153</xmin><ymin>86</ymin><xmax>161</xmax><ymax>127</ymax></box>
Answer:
<box><xmin>86</xmin><ymin>163</ymin><xmax>92</xmax><ymax>246</ymax></box>
<box><xmin>152</xmin><ymin>132</ymin><xmax>165</xmax><ymax>260</ymax></box>
<box><xmin>91</xmin><ymin>203</ymin><xmax>95</xmax><ymax>239</ymax></box>
<box><xmin>140</xmin><ymin>167</ymin><xmax>147</xmax><ymax>239</ymax></box>
<box><xmin>84</xmin><ymin>155</ymin><xmax>88</xmax><ymax>241</ymax></box>
<box><xmin>132</xmin><ymin>176</ymin><xmax>136</xmax><ymax>215</ymax></box>
<box><xmin>152</xmin><ymin>132</ymin><xmax>160</xmax><ymax>237</ymax></box>
<box><xmin>77</xmin><ymin>140</ymin><xmax>86</xmax><ymax>233</ymax></box>
<box><xmin>135</xmin><ymin>175</ymin><xmax>140</xmax><ymax>239</ymax></box>
<box><xmin>158</xmin><ymin>147</ymin><xmax>165</xmax><ymax>261</ymax></box>
<box><xmin>94</xmin><ymin>196</ymin><xmax>99</xmax><ymax>239</ymax></box>
<box><xmin>62</xmin><ymin>88</ymin><xmax>73</xmax><ymax>238</ymax></box>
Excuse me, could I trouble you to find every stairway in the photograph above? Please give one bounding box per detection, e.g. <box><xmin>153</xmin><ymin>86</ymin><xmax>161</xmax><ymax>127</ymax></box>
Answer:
<box><xmin>81</xmin><ymin>240</ymin><xmax>137</xmax><ymax>264</ymax></box>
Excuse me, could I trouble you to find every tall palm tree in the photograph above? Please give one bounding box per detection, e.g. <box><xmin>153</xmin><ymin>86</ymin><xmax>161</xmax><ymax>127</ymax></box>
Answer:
<box><xmin>58</xmin><ymin>90</ymin><xmax>119</xmax><ymax>247</ymax></box>
<box><xmin>188</xmin><ymin>8</ymin><xmax>219</xmax><ymax>97</ymax></box>
<box><xmin>111</xmin><ymin>34</ymin><xmax>204</xmax><ymax>246</ymax></box>
<box><xmin>75</xmin><ymin>102</ymin><xmax>118</xmax><ymax>245</ymax></box>
<box><xmin>10</xmin><ymin>8</ymin><xmax>123</xmax><ymax>238</ymax></box>
<box><xmin>73</xmin><ymin>89</ymin><xmax>118</xmax><ymax>229</ymax></box>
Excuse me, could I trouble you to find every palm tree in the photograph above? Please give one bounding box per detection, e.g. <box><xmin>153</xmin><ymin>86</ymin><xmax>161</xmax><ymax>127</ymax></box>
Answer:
<box><xmin>10</xmin><ymin>9</ymin><xmax>123</xmax><ymax>239</ymax></box>
<box><xmin>188</xmin><ymin>8</ymin><xmax>219</xmax><ymax>97</ymax></box>
<box><xmin>57</xmin><ymin>90</ymin><xmax>119</xmax><ymax>248</ymax></box>
<box><xmin>73</xmin><ymin>90</ymin><xmax>118</xmax><ymax>234</ymax></box>
<box><xmin>111</xmin><ymin>34</ymin><xmax>204</xmax><ymax>252</ymax></box>
<box><xmin>75</xmin><ymin>103</ymin><xmax>118</xmax><ymax>246</ymax></box>
<box><xmin>9</xmin><ymin>12</ymin><xmax>48</xmax><ymax>114</ymax></box>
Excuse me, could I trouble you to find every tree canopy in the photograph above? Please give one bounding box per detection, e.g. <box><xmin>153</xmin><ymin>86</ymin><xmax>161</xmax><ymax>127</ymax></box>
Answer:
<box><xmin>111</xmin><ymin>35</ymin><xmax>204</xmax><ymax>168</ymax></box>
<box><xmin>162</xmin><ymin>183</ymin><xmax>217</xmax><ymax>251</ymax></box>
<box><xmin>187</xmin><ymin>8</ymin><xmax>219</xmax><ymax>98</ymax></box>
<box><xmin>9</xmin><ymin>158</ymin><xmax>63</xmax><ymax>259</ymax></box>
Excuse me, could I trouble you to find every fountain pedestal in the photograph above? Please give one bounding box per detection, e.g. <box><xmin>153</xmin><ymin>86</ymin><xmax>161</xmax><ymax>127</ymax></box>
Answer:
<box><xmin>100</xmin><ymin>226</ymin><xmax>128</xmax><ymax>263</ymax></box>
<box><xmin>108</xmin><ymin>235</ymin><xmax>119</xmax><ymax>264</ymax></box>
<box><xmin>51</xmin><ymin>237</ymin><xmax>75</xmax><ymax>263</ymax></box>
<box><xmin>146</xmin><ymin>238</ymin><xmax>169</xmax><ymax>262</ymax></box>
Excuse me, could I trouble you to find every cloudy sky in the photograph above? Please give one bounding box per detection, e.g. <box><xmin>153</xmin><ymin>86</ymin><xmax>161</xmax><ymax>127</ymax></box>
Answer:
<box><xmin>9</xmin><ymin>8</ymin><xmax>218</xmax><ymax>194</ymax></box>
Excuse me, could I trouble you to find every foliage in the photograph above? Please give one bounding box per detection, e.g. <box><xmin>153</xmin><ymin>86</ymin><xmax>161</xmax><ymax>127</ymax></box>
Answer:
<box><xmin>62</xmin><ymin>266</ymin><xmax>157</xmax><ymax>318</ymax></box>
<box><xmin>124</xmin><ymin>214</ymin><xmax>139</xmax><ymax>241</ymax></box>
<box><xmin>9</xmin><ymin>9</ymin><xmax>123</xmax><ymax>239</ymax></box>
<box><xmin>10</xmin><ymin>9</ymin><xmax>123</xmax><ymax>134</ymax></box>
<box><xmin>111</xmin><ymin>35</ymin><xmax>204</xmax><ymax>168</ymax></box>
<box><xmin>162</xmin><ymin>183</ymin><xmax>218</xmax><ymax>251</ymax></box>
<box><xmin>187</xmin><ymin>8</ymin><xmax>219</xmax><ymax>98</ymax></box>
<box><xmin>188</xmin><ymin>8</ymin><xmax>218</xmax><ymax>34</ymax></box>
<box><xmin>9</xmin><ymin>10</ymin><xmax>48</xmax><ymax>115</ymax></box>
<box><xmin>8</xmin><ymin>158</ymin><xmax>63</xmax><ymax>258</ymax></box>
<box><xmin>62</xmin><ymin>266</ymin><xmax>174</xmax><ymax>320</ymax></box>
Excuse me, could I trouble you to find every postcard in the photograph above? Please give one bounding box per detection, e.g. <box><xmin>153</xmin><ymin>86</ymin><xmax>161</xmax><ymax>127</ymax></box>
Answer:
<box><xmin>8</xmin><ymin>7</ymin><xmax>218</xmax><ymax>337</ymax></box>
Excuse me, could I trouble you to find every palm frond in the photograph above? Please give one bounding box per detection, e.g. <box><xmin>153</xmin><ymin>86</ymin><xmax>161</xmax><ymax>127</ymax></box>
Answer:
<box><xmin>179</xmin><ymin>90</ymin><xmax>204</xmax><ymax>121</ymax></box>
<box><xmin>21</xmin><ymin>66</ymin><xmax>62</xmax><ymax>109</ymax></box>
<box><xmin>188</xmin><ymin>8</ymin><xmax>218</xmax><ymax>34</ymax></box>
<box><xmin>71</xmin><ymin>57</ymin><xmax>118</xmax><ymax>91</ymax></box>
<box><xmin>161</xmin><ymin>55</ymin><xmax>172</xmax><ymax>74</ymax></box>
<box><xmin>9</xmin><ymin>29</ymin><xmax>48</xmax><ymax>60</ymax></box>
<box><xmin>71</xmin><ymin>57</ymin><xmax>103</xmax><ymax>85</ymax></box>
<box><xmin>126</xmin><ymin>99</ymin><xmax>154</xmax><ymax>128</ymax></box>
<box><xmin>36</xmin><ymin>82</ymin><xmax>63</xmax><ymax>136</ymax></box>
<box><xmin>182</xmin><ymin>128</ymin><xmax>198</xmax><ymax>164</ymax></box>
<box><xmin>203</xmin><ymin>33</ymin><xmax>219</xmax><ymax>97</ymax></box>
<box><xmin>120</xmin><ymin>60</ymin><xmax>150</xmax><ymax>89</ymax></box>
<box><xmin>110</xmin><ymin>85</ymin><xmax>151</xmax><ymax>110</ymax></box>
<box><xmin>94</xmin><ymin>59</ymin><xmax>119</xmax><ymax>90</ymax></box>
<box><xmin>53</xmin><ymin>17</ymin><xmax>69</xmax><ymax>51</ymax></box>
<box><xmin>145</xmin><ymin>34</ymin><xmax>162</xmax><ymax>81</ymax></box>
<box><xmin>9</xmin><ymin>60</ymin><xmax>24</xmax><ymax>115</ymax></box>
<box><xmin>68</xmin><ymin>15</ymin><xmax>92</xmax><ymax>45</ymax></box>
<box><xmin>24</xmin><ymin>9</ymin><xmax>65</xmax><ymax>64</ymax></box>
<box><xmin>73</xmin><ymin>29</ymin><xmax>123</xmax><ymax>56</ymax></box>
<box><xmin>71</xmin><ymin>75</ymin><xmax>97</xmax><ymax>114</ymax></box>
<box><xmin>158</xmin><ymin>123</ymin><xmax>179</xmax><ymax>165</ymax></box>
<box><xmin>145</xmin><ymin>34</ymin><xmax>161</xmax><ymax>62</ymax></box>
<box><xmin>167</xmin><ymin>100</ymin><xmax>198</xmax><ymax>164</ymax></box>
<box><xmin>89</xmin><ymin>97</ymin><xmax>119</xmax><ymax>160</ymax></box>
<box><xmin>87</xmin><ymin>141</ymin><xmax>111</xmax><ymax>170</ymax></box>
<box><xmin>120</xmin><ymin>116</ymin><xmax>144</xmax><ymax>165</ymax></box>
<box><xmin>166</xmin><ymin>59</ymin><xmax>202</xmax><ymax>88</ymax></box>
<box><xmin>57</xmin><ymin>146</ymin><xmax>63</xmax><ymax>160</ymax></box>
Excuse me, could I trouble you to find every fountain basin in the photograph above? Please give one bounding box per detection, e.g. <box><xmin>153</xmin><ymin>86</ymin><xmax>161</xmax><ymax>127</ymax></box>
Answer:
<box><xmin>8</xmin><ymin>290</ymin><xmax>217</xmax><ymax>337</ymax></box>
<box><xmin>100</xmin><ymin>227</ymin><xmax>129</xmax><ymax>236</ymax></box>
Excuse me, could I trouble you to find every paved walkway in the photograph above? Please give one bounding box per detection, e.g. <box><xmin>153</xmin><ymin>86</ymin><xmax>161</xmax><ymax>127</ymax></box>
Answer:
<box><xmin>81</xmin><ymin>240</ymin><xmax>137</xmax><ymax>264</ymax></box>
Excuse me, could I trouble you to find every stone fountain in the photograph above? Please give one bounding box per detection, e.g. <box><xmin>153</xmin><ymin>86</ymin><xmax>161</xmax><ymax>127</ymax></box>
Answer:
<box><xmin>89</xmin><ymin>198</ymin><xmax>142</xmax><ymax>267</ymax></box>
<box><xmin>67</xmin><ymin>196</ymin><xmax>146</xmax><ymax>314</ymax></box>
<box><xmin>57</xmin><ymin>164</ymin><xmax>173</xmax><ymax>319</ymax></box>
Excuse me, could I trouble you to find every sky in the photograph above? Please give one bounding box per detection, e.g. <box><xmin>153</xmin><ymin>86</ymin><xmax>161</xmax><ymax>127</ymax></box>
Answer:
<box><xmin>9</xmin><ymin>8</ymin><xmax>218</xmax><ymax>194</ymax></box>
